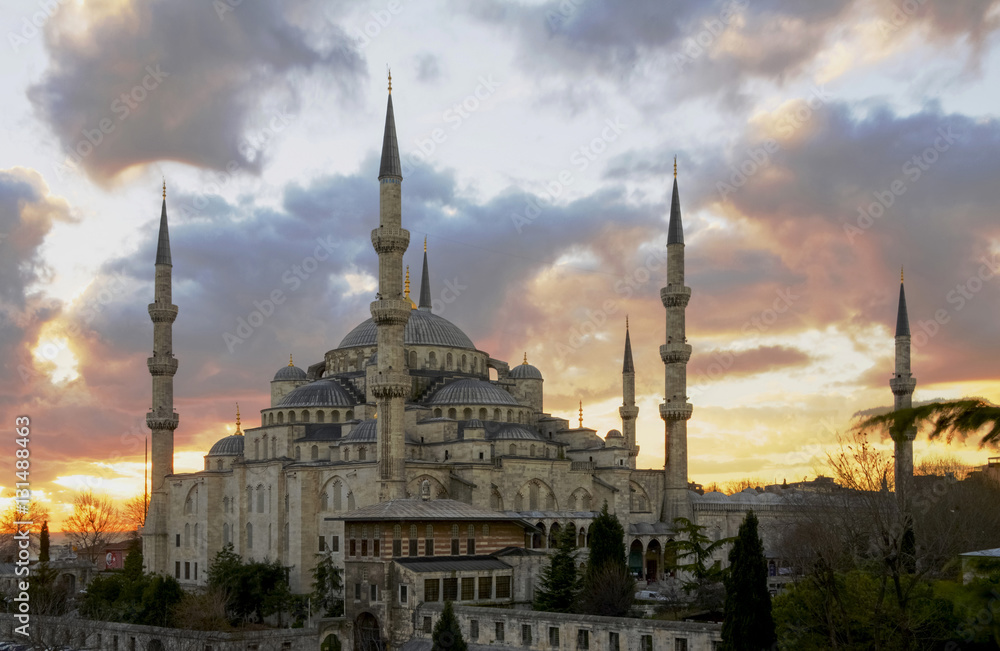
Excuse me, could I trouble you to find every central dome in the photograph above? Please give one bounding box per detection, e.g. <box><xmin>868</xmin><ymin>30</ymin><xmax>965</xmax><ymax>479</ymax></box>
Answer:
<box><xmin>337</xmin><ymin>310</ymin><xmax>475</xmax><ymax>350</ymax></box>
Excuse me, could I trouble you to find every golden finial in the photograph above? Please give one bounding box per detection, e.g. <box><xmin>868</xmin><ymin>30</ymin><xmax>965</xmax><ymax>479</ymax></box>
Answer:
<box><xmin>288</xmin><ymin>354</ymin><xmax>294</xmax><ymax>367</ymax></box>
<box><xmin>673</xmin><ymin>156</ymin><xmax>677</xmax><ymax>178</ymax></box>
<box><xmin>578</xmin><ymin>401</ymin><xmax>583</xmax><ymax>429</ymax></box>
<box><xmin>424</xmin><ymin>236</ymin><xmax>427</xmax><ymax>253</ymax></box>
<box><xmin>235</xmin><ymin>403</ymin><xmax>242</xmax><ymax>435</ymax></box>
<box><xmin>405</xmin><ymin>265</ymin><xmax>415</xmax><ymax>308</ymax></box>
<box><xmin>626</xmin><ymin>315</ymin><xmax>629</xmax><ymax>330</ymax></box>
<box><xmin>162</xmin><ymin>179</ymin><xmax>166</xmax><ymax>199</ymax></box>
<box><xmin>523</xmin><ymin>352</ymin><xmax>528</xmax><ymax>365</ymax></box>
<box><xmin>900</xmin><ymin>266</ymin><xmax>904</xmax><ymax>283</ymax></box>
<box><xmin>388</xmin><ymin>67</ymin><xmax>392</xmax><ymax>94</ymax></box>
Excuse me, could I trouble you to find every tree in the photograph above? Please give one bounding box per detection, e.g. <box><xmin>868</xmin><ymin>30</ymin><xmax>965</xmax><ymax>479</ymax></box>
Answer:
<box><xmin>721</xmin><ymin>510</ymin><xmax>776</xmax><ymax>651</ymax></box>
<box><xmin>207</xmin><ymin>543</ymin><xmax>293</xmax><ymax>624</ymax></box>
<box><xmin>0</xmin><ymin>499</ymin><xmax>49</xmax><ymax>562</ymax></box>
<box><xmin>312</xmin><ymin>551</ymin><xmax>344</xmax><ymax>617</ymax></box>
<box><xmin>432</xmin><ymin>601</ymin><xmax>468</xmax><ymax>651</ymax></box>
<box><xmin>580</xmin><ymin>504</ymin><xmax>633</xmax><ymax>617</ymax></box>
<box><xmin>855</xmin><ymin>397</ymin><xmax>1000</xmax><ymax>447</ymax></box>
<box><xmin>64</xmin><ymin>490</ymin><xmax>127</xmax><ymax>563</ymax></box>
<box><xmin>586</xmin><ymin>502</ymin><xmax>627</xmax><ymax>582</ymax></box>
<box><xmin>39</xmin><ymin>521</ymin><xmax>50</xmax><ymax>563</ymax></box>
<box><xmin>669</xmin><ymin>517</ymin><xmax>732</xmax><ymax>609</ymax></box>
<box><xmin>122</xmin><ymin>493</ymin><xmax>150</xmax><ymax>537</ymax></box>
<box><xmin>533</xmin><ymin>524</ymin><xmax>580</xmax><ymax>612</ymax></box>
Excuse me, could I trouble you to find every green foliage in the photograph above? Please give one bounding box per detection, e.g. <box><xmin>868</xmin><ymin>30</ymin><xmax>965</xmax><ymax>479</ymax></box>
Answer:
<box><xmin>721</xmin><ymin>510</ymin><xmax>776</xmax><ymax>651</ymax></box>
<box><xmin>854</xmin><ymin>397</ymin><xmax>1000</xmax><ymax>447</ymax></box>
<box><xmin>27</xmin><ymin>561</ymin><xmax>70</xmax><ymax>616</ymax></box>
<box><xmin>312</xmin><ymin>552</ymin><xmax>344</xmax><ymax>617</ymax></box>
<box><xmin>670</xmin><ymin>517</ymin><xmax>732</xmax><ymax>588</ymax></box>
<box><xmin>206</xmin><ymin>543</ymin><xmax>293</xmax><ymax>624</ymax></box>
<box><xmin>586</xmin><ymin>502</ymin><xmax>627</xmax><ymax>582</ymax></box>
<box><xmin>79</xmin><ymin>565</ymin><xmax>182</xmax><ymax>627</ymax></box>
<box><xmin>138</xmin><ymin>574</ymin><xmax>183</xmax><ymax>627</ymax></box>
<box><xmin>533</xmin><ymin>524</ymin><xmax>580</xmax><ymax>612</ymax></box>
<box><xmin>432</xmin><ymin>601</ymin><xmax>468</xmax><ymax>651</ymax></box>
<box><xmin>122</xmin><ymin>537</ymin><xmax>144</xmax><ymax>581</ymax></box>
<box><xmin>39</xmin><ymin>521</ymin><xmax>49</xmax><ymax>563</ymax></box>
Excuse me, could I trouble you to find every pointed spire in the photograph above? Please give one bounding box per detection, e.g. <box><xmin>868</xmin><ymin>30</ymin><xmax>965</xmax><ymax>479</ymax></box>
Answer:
<box><xmin>523</xmin><ymin>352</ymin><xmax>528</xmax><ymax>365</ymax></box>
<box><xmin>378</xmin><ymin>76</ymin><xmax>402</xmax><ymax>181</ymax></box>
<box><xmin>419</xmin><ymin>237</ymin><xmax>432</xmax><ymax>310</ymax></box>
<box><xmin>155</xmin><ymin>181</ymin><xmax>172</xmax><ymax>265</ymax></box>
<box><xmin>405</xmin><ymin>265</ymin><xmax>416</xmax><ymax>308</ymax></box>
<box><xmin>667</xmin><ymin>160</ymin><xmax>684</xmax><ymax>245</ymax></box>
<box><xmin>235</xmin><ymin>403</ymin><xmax>243</xmax><ymax>435</ymax></box>
<box><xmin>288</xmin><ymin>354</ymin><xmax>294</xmax><ymax>367</ymax></box>
<box><xmin>623</xmin><ymin>318</ymin><xmax>635</xmax><ymax>374</ymax></box>
<box><xmin>578</xmin><ymin>401</ymin><xmax>584</xmax><ymax>429</ymax></box>
<box><xmin>896</xmin><ymin>268</ymin><xmax>910</xmax><ymax>337</ymax></box>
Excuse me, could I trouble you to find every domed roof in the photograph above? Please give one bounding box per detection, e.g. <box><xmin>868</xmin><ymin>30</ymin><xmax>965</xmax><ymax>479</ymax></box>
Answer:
<box><xmin>488</xmin><ymin>424</ymin><xmax>544</xmax><ymax>441</ymax></box>
<box><xmin>338</xmin><ymin>310</ymin><xmax>475</xmax><ymax>350</ymax></box>
<box><xmin>342</xmin><ymin>419</ymin><xmax>376</xmax><ymax>443</ymax></box>
<box><xmin>427</xmin><ymin>379</ymin><xmax>520</xmax><ymax>406</ymax></box>
<box><xmin>273</xmin><ymin>356</ymin><xmax>307</xmax><ymax>381</ymax></box>
<box><xmin>277</xmin><ymin>379</ymin><xmax>354</xmax><ymax>408</ymax></box>
<box><xmin>208</xmin><ymin>434</ymin><xmax>244</xmax><ymax>456</ymax></box>
<box><xmin>509</xmin><ymin>356</ymin><xmax>543</xmax><ymax>380</ymax></box>
<box><xmin>606</xmin><ymin>429</ymin><xmax>623</xmax><ymax>438</ymax></box>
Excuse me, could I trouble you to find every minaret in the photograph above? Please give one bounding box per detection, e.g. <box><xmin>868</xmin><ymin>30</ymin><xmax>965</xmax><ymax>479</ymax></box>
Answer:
<box><xmin>418</xmin><ymin>237</ymin><xmax>432</xmax><ymax>311</ymax></box>
<box><xmin>371</xmin><ymin>72</ymin><xmax>411</xmax><ymax>501</ymax></box>
<box><xmin>659</xmin><ymin>158</ymin><xmax>693</xmax><ymax>523</ymax></box>
<box><xmin>143</xmin><ymin>181</ymin><xmax>179</xmax><ymax>573</ymax></box>
<box><xmin>890</xmin><ymin>268</ymin><xmax>917</xmax><ymax>514</ymax></box>
<box><xmin>620</xmin><ymin>317</ymin><xmax>639</xmax><ymax>466</ymax></box>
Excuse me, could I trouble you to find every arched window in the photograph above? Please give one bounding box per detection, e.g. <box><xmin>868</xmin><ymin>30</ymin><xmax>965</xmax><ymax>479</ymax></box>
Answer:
<box><xmin>254</xmin><ymin>439</ymin><xmax>260</xmax><ymax>459</ymax></box>
<box><xmin>268</xmin><ymin>413</ymin><xmax>274</xmax><ymax>425</ymax></box>
<box><xmin>409</xmin><ymin>525</ymin><xmax>418</xmax><ymax>556</ymax></box>
<box><xmin>261</xmin><ymin>435</ymin><xmax>268</xmax><ymax>459</ymax></box>
<box><xmin>223</xmin><ymin>522</ymin><xmax>229</xmax><ymax>545</ymax></box>
<box><xmin>346</xmin><ymin>410</ymin><xmax>354</xmax><ymax>420</ymax></box>
<box><xmin>461</xmin><ymin>354</ymin><xmax>467</xmax><ymax>370</ymax></box>
<box><xmin>295</xmin><ymin>446</ymin><xmax>301</xmax><ymax>460</ymax></box>
<box><xmin>483</xmin><ymin>524</ymin><xmax>490</xmax><ymax>537</ymax></box>
<box><xmin>348</xmin><ymin>492</ymin><xmax>356</xmax><ymax>511</ymax></box>
<box><xmin>446</xmin><ymin>353</ymin><xmax>452</xmax><ymax>369</ymax></box>
<box><xmin>425</xmin><ymin>524</ymin><xmax>434</xmax><ymax>556</ymax></box>
<box><xmin>321</xmin><ymin>492</ymin><xmax>329</xmax><ymax>511</ymax></box>
<box><xmin>277</xmin><ymin>412</ymin><xmax>284</xmax><ymax>424</ymax></box>
<box><xmin>514</xmin><ymin>493</ymin><xmax>523</xmax><ymax>510</ymax></box>
<box><xmin>509</xmin><ymin>444</ymin><xmax>517</xmax><ymax>456</ymax></box>
<box><xmin>256</xmin><ymin>485</ymin><xmax>265</xmax><ymax>513</ymax></box>
<box><xmin>194</xmin><ymin>523</ymin><xmax>199</xmax><ymax>544</ymax></box>
<box><xmin>311</xmin><ymin>445</ymin><xmax>319</xmax><ymax>460</ymax></box>
<box><xmin>545</xmin><ymin>491</ymin><xmax>555</xmax><ymax>510</ymax></box>
<box><xmin>451</xmin><ymin>524</ymin><xmax>460</xmax><ymax>555</ymax></box>
<box><xmin>317</xmin><ymin>410</ymin><xmax>325</xmax><ymax>423</ymax></box>
<box><xmin>246</xmin><ymin>486</ymin><xmax>253</xmax><ymax>512</ymax></box>
<box><xmin>302</xmin><ymin>410</ymin><xmax>310</xmax><ymax>423</ymax></box>
<box><xmin>582</xmin><ymin>493</ymin><xmax>592</xmax><ymax>510</ymax></box>
<box><xmin>223</xmin><ymin>496</ymin><xmax>229</xmax><ymax>512</ymax></box>
<box><xmin>359</xmin><ymin>446</ymin><xmax>367</xmax><ymax>461</ymax></box>
<box><xmin>448</xmin><ymin>408</ymin><xmax>457</xmax><ymax>419</ymax></box>
<box><xmin>429</xmin><ymin>352</ymin><xmax>437</xmax><ymax>368</ymax></box>
<box><xmin>493</xmin><ymin>409</ymin><xmax>500</xmax><ymax>420</ymax></box>
<box><xmin>568</xmin><ymin>494</ymin><xmax>577</xmax><ymax>511</ymax></box>
<box><xmin>184</xmin><ymin>523</ymin><xmax>190</xmax><ymax>547</ymax></box>
<box><xmin>288</xmin><ymin>411</ymin><xmax>296</xmax><ymax>423</ymax></box>
<box><xmin>529</xmin><ymin>445</ymin><xmax>535</xmax><ymax>457</ymax></box>
<box><xmin>333</xmin><ymin>481</ymin><xmax>343</xmax><ymax>511</ymax></box>
<box><xmin>331</xmin><ymin>410</ymin><xmax>340</xmax><ymax>423</ymax></box>
<box><xmin>506</xmin><ymin>410</ymin><xmax>512</xmax><ymax>421</ymax></box>
<box><xmin>529</xmin><ymin>483</ymin><xmax>539</xmax><ymax>510</ymax></box>
<box><xmin>463</xmin><ymin>408</ymin><xmax>472</xmax><ymax>420</ymax></box>
<box><xmin>344</xmin><ymin>447</ymin><xmax>350</xmax><ymax>461</ymax></box>
<box><xmin>479</xmin><ymin>408</ymin><xmax>487</xmax><ymax>419</ymax></box>
<box><xmin>434</xmin><ymin>408</ymin><xmax>442</xmax><ymax>418</ymax></box>
<box><xmin>409</xmin><ymin>350</ymin><xmax>417</xmax><ymax>368</ymax></box>
<box><xmin>246</xmin><ymin>523</ymin><xmax>253</xmax><ymax>549</ymax></box>
<box><xmin>578</xmin><ymin>527</ymin><xmax>586</xmax><ymax>547</ymax></box>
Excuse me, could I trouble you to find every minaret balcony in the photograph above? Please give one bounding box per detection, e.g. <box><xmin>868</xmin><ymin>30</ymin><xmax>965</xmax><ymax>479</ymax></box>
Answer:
<box><xmin>660</xmin><ymin>343</ymin><xmax>692</xmax><ymax>364</ymax></box>
<box><xmin>147</xmin><ymin>356</ymin><xmax>179</xmax><ymax>376</ymax></box>
<box><xmin>370</xmin><ymin>299</ymin><xmax>413</xmax><ymax>326</ymax></box>
<box><xmin>660</xmin><ymin>286</ymin><xmax>691</xmax><ymax>308</ymax></box>
<box><xmin>619</xmin><ymin>405</ymin><xmax>639</xmax><ymax>420</ymax></box>
<box><xmin>660</xmin><ymin>402</ymin><xmax>693</xmax><ymax>421</ymax></box>
<box><xmin>147</xmin><ymin>303</ymin><xmax>178</xmax><ymax>323</ymax></box>
<box><xmin>146</xmin><ymin>412</ymin><xmax>179</xmax><ymax>431</ymax></box>
<box><xmin>371</xmin><ymin>226</ymin><xmax>410</xmax><ymax>254</ymax></box>
<box><xmin>370</xmin><ymin>371</ymin><xmax>411</xmax><ymax>399</ymax></box>
<box><xmin>890</xmin><ymin>376</ymin><xmax>917</xmax><ymax>395</ymax></box>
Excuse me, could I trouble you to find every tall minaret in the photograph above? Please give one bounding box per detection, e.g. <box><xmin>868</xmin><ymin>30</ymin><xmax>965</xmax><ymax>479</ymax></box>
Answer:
<box><xmin>371</xmin><ymin>73</ymin><xmax>411</xmax><ymax>502</ymax></box>
<box><xmin>143</xmin><ymin>181</ymin><xmax>179</xmax><ymax>573</ymax></box>
<box><xmin>619</xmin><ymin>317</ymin><xmax>639</xmax><ymax>466</ymax></box>
<box><xmin>418</xmin><ymin>237</ymin><xmax>432</xmax><ymax>311</ymax></box>
<box><xmin>659</xmin><ymin>158</ymin><xmax>693</xmax><ymax>523</ymax></box>
<box><xmin>890</xmin><ymin>268</ymin><xmax>917</xmax><ymax>514</ymax></box>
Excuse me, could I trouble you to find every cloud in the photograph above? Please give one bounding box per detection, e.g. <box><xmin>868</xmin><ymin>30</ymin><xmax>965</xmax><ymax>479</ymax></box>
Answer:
<box><xmin>689</xmin><ymin>345</ymin><xmax>812</xmax><ymax>378</ymax></box>
<box><xmin>415</xmin><ymin>52</ymin><xmax>443</xmax><ymax>84</ymax></box>
<box><xmin>28</xmin><ymin>0</ymin><xmax>364</xmax><ymax>184</ymax></box>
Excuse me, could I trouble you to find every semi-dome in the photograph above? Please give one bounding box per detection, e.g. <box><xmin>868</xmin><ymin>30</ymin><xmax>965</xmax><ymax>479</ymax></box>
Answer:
<box><xmin>277</xmin><ymin>379</ymin><xmax>354</xmax><ymax>408</ymax></box>
<box><xmin>342</xmin><ymin>419</ymin><xmax>377</xmax><ymax>443</ymax></box>
<box><xmin>488</xmin><ymin>423</ymin><xmax>545</xmax><ymax>441</ymax></box>
<box><xmin>606</xmin><ymin>429</ymin><xmax>623</xmax><ymax>438</ymax></box>
<box><xmin>427</xmin><ymin>379</ymin><xmax>520</xmax><ymax>406</ymax></box>
<box><xmin>338</xmin><ymin>310</ymin><xmax>476</xmax><ymax>350</ymax></box>
<box><xmin>509</xmin><ymin>355</ymin><xmax>543</xmax><ymax>380</ymax></box>
<box><xmin>273</xmin><ymin>355</ymin><xmax>307</xmax><ymax>381</ymax></box>
<box><xmin>208</xmin><ymin>434</ymin><xmax>244</xmax><ymax>456</ymax></box>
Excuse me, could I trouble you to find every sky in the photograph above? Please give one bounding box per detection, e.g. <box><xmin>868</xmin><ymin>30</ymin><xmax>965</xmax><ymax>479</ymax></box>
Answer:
<box><xmin>1</xmin><ymin>0</ymin><xmax>999</xmax><ymax>531</ymax></box>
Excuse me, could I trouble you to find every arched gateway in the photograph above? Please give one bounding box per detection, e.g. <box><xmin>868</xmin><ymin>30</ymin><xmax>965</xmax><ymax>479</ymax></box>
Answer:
<box><xmin>354</xmin><ymin>611</ymin><xmax>385</xmax><ymax>651</ymax></box>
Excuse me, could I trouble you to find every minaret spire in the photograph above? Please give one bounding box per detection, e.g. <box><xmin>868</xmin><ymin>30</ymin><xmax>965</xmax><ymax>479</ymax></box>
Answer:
<box><xmin>371</xmin><ymin>78</ymin><xmax>410</xmax><ymax>501</ymax></box>
<box><xmin>620</xmin><ymin>318</ymin><xmax>639</xmax><ymax>464</ymax></box>
<box><xmin>660</xmin><ymin>163</ymin><xmax>693</xmax><ymax>522</ymax></box>
<box><xmin>418</xmin><ymin>236</ymin><xmax>432</xmax><ymax>310</ymax></box>
<box><xmin>891</xmin><ymin>268</ymin><xmax>917</xmax><ymax>517</ymax></box>
<box><xmin>144</xmin><ymin>182</ymin><xmax>180</xmax><ymax>575</ymax></box>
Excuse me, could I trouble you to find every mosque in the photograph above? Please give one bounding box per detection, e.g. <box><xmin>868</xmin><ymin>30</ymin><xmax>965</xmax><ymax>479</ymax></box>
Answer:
<box><xmin>139</xmin><ymin>77</ymin><xmax>917</xmax><ymax>617</ymax></box>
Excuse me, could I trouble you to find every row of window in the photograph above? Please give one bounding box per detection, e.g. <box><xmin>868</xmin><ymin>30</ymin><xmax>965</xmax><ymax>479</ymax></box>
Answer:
<box><xmin>422</xmin><ymin>576</ymin><xmax>510</xmax><ymax>602</ymax></box>
<box><xmin>347</xmin><ymin>524</ymin><xmax>488</xmax><ymax>558</ymax></box>
<box><xmin>174</xmin><ymin>560</ymin><xmax>198</xmax><ymax>581</ymax></box>
<box><xmin>263</xmin><ymin>409</ymin><xmax>355</xmax><ymax>427</ymax></box>
<box><xmin>420</xmin><ymin>618</ymin><xmax>694</xmax><ymax>651</ymax></box>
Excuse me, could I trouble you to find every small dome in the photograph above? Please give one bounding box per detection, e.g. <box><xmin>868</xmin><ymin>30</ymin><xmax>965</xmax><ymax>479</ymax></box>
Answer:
<box><xmin>208</xmin><ymin>435</ymin><xmax>244</xmax><ymax>457</ymax></box>
<box><xmin>427</xmin><ymin>379</ymin><xmax>520</xmax><ymax>406</ymax></box>
<box><xmin>274</xmin><ymin>357</ymin><xmax>307</xmax><ymax>381</ymax></box>
<box><xmin>342</xmin><ymin>419</ymin><xmax>377</xmax><ymax>443</ymax></box>
<box><xmin>510</xmin><ymin>362</ymin><xmax>542</xmax><ymax>380</ymax></box>
<box><xmin>606</xmin><ymin>429</ymin><xmax>623</xmax><ymax>438</ymax></box>
<box><xmin>488</xmin><ymin>424</ymin><xmax>545</xmax><ymax>441</ymax></box>
<box><xmin>278</xmin><ymin>379</ymin><xmax>354</xmax><ymax>408</ymax></box>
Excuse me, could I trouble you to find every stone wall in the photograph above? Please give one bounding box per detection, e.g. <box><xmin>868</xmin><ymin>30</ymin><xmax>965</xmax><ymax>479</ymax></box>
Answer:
<box><xmin>412</xmin><ymin>603</ymin><xmax>722</xmax><ymax>651</ymax></box>
<box><xmin>0</xmin><ymin>614</ymin><xmax>315</xmax><ymax>651</ymax></box>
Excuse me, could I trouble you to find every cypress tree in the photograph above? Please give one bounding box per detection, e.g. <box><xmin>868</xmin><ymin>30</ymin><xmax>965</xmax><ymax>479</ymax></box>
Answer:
<box><xmin>721</xmin><ymin>510</ymin><xmax>776</xmax><ymax>651</ymax></box>
<box><xmin>39</xmin><ymin>521</ymin><xmax>50</xmax><ymax>563</ymax></box>
<box><xmin>586</xmin><ymin>501</ymin><xmax>627</xmax><ymax>582</ymax></box>
<box><xmin>432</xmin><ymin>600</ymin><xmax>468</xmax><ymax>651</ymax></box>
<box><xmin>533</xmin><ymin>524</ymin><xmax>579</xmax><ymax>612</ymax></box>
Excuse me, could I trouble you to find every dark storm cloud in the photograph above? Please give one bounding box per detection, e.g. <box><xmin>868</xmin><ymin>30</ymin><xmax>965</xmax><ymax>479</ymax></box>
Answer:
<box><xmin>460</xmin><ymin>0</ymin><xmax>1000</xmax><ymax>110</ymax></box>
<box><xmin>28</xmin><ymin>0</ymin><xmax>364</xmax><ymax>184</ymax></box>
<box><xmin>415</xmin><ymin>53</ymin><xmax>443</xmax><ymax>84</ymax></box>
<box><xmin>689</xmin><ymin>345</ymin><xmax>812</xmax><ymax>379</ymax></box>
